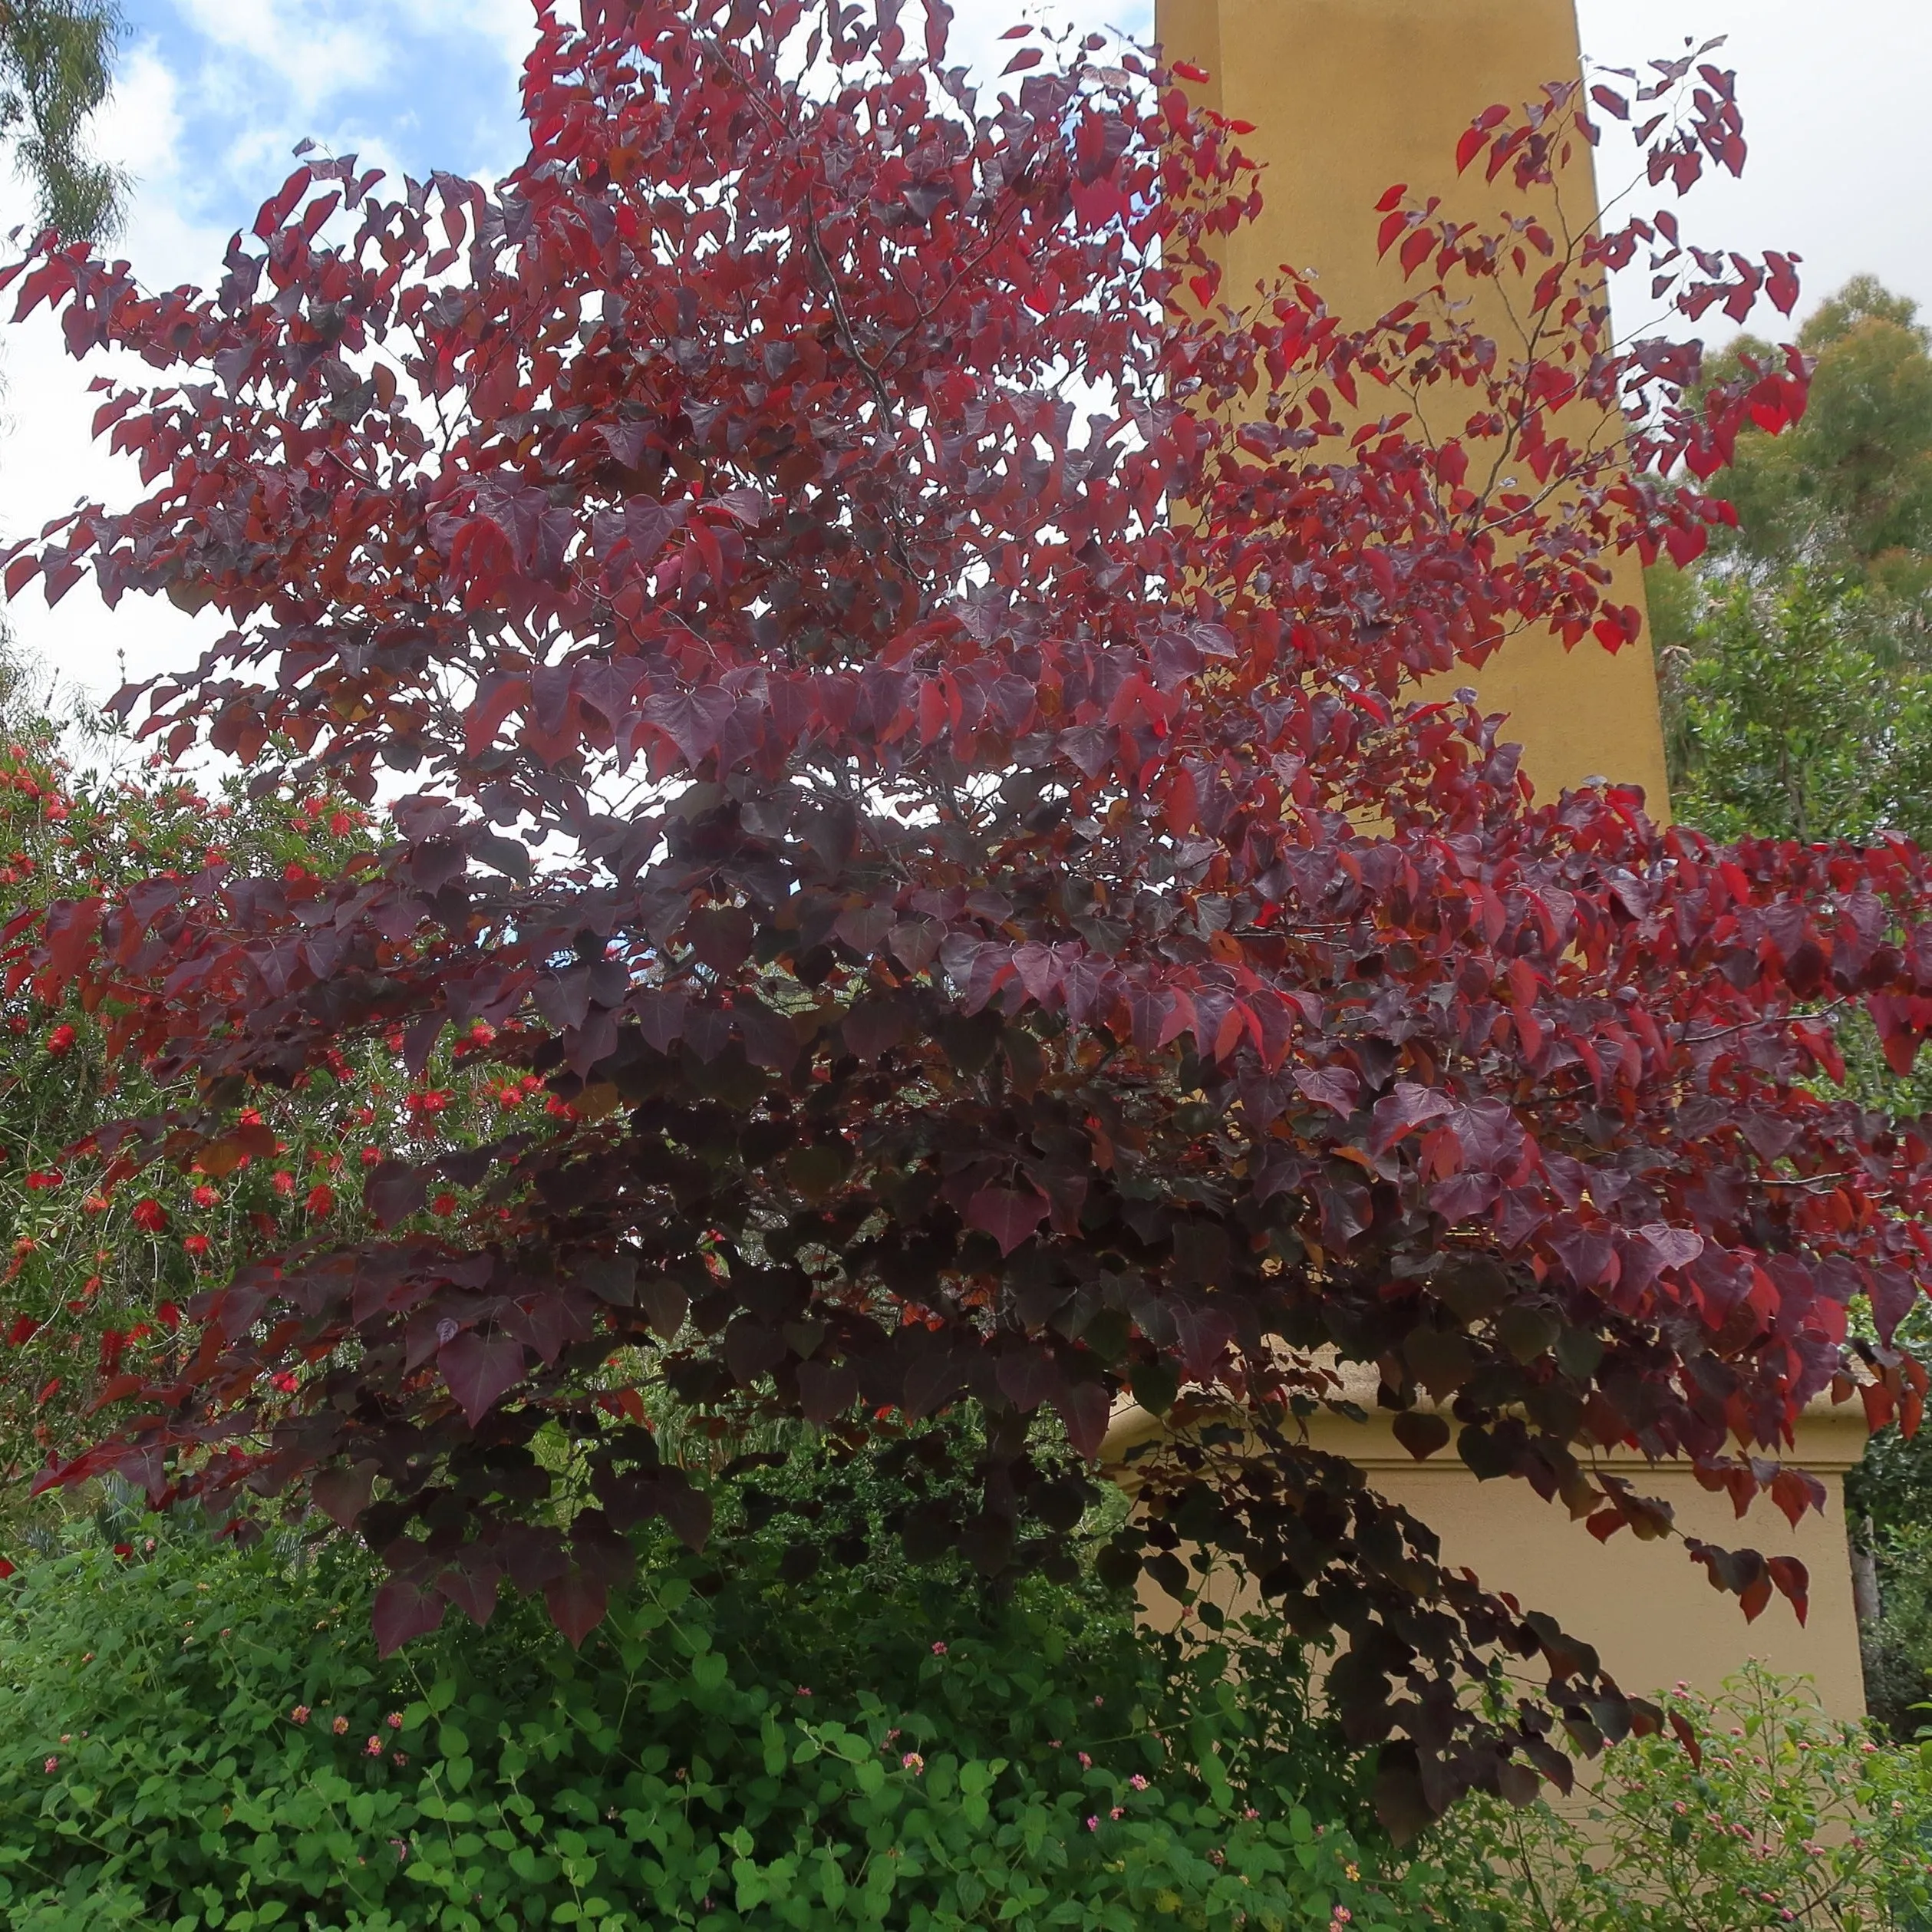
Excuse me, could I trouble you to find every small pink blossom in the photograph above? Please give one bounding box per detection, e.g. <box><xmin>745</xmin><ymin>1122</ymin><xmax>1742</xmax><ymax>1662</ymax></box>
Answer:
<box><xmin>1078</xmin><ymin>1752</ymin><xmax>1092</xmax><ymax>1769</ymax></box>
<box><xmin>1130</xmin><ymin>1774</ymin><xmax>1149</xmax><ymax>1790</ymax></box>
<box><xmin>1332</xmin><ymin>1911</ymin><xmax>1352</xmax><ymax>1926</ymax></box>
<box><xmin>332</xmin><ymin>1716</ymin><xmax>349</xmax><ymax>1736</ymax></box>
<box><xmin>931</xmin><ymin>1641</ymin><xmax>947</xmax><ymax>1655</ymax></box>
<box><xmin>901</xmin><ymin>1752</ymin><xmax>925</xmax><ymax>1774</ymax></box>
<box><xmin>387</xmin><ymin>1712</ymin><xmax>404</xmax><ymax>1729</ymax></box>
<box><xmin>1109</xmin><ymin>1806</ymin><xmax>1123</xmax><ymax>1820</ymax></box>
<box><xmin>43</xmin><ymin>1757</ymin><xmax>57</xmax><ymax>1774</ymax></box>
<box><xmin>291</xmin><ymin>1706</ymin><xmax>310</xmax><ymax>1725</ymax></box>
<box><xmin>1086</xmin><ymin>1815</ymin><xmax>1100</xmax><ymax>1832</ymax></box>
<box><xmin>364</xmin><ymin>1736</ymin><xmax>382</xmax><ymax>1756</ymax></box>
<box><xmin>392</xmin><ymin>1751</ymin><xmax>408</xmax><ymax>1766</ymax></box>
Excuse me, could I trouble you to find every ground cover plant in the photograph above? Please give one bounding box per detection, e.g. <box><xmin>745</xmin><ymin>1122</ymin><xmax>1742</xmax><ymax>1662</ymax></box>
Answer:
<box><xmin>2</xmin><ymin>0</ymin><xmax>1923</xmax><ymax>1836</ymax></box>
<box><xmin>0</xmin><ymin>1455</ymin><xmax>1429</xmax><ymax>1931</ymax></box>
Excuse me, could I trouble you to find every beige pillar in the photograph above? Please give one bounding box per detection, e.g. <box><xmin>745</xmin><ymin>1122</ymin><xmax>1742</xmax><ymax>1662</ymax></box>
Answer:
<box><xmin>1109</xmin><ymin>1393</ymin><xmax>1871</xmax><ymax>1719</ymax></box>
<box><xmin>1159</xmin><ymin>0</ymin><xmax>1672</xmax><ymax>810</ymax></box>
<box><xmin>1149</xmin><ymin>1</ymin><xmax>1871</xmax><ymax>1714</ymax></box>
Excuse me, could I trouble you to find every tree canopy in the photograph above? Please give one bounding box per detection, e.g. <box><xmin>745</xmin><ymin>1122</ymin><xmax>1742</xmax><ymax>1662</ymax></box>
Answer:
<box><xmin>0</xmin><ymin>0</ymin><xmax>122</xmax><ymax>240</ymax></box>
<box><xmin>0</xmin><ymin>2</ymin><xmax>1915</xmax><ymax>1835</ymax></box>
<box><xmin>1655</xmin><ymin>277</ymin><xmax>1932</xmax><ymax>843</ymax></box>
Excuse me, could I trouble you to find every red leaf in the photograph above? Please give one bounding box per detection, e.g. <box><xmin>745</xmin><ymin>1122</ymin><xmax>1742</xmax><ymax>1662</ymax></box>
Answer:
<box><xmin>965</xmin><ymin>1185</ymin><xmax>1050</xmax><ymax>1256</ymax></box>
<box><xmin>312</xmin><ymin>1461</ymin><xmax>376</xmax><ymax>1529</ymax></box>
<box><xmin>1369</xmin><ymin>1081</ymin><xmax>1455</xmax><ymax>1156</ymax></box>
<box><xmin>437</xmin><ymin>1331</ymin><xmax>527</xmax><ymax>1426</ymax></box>
<box><xmin>1667</xmin><ymin>1709</ymin><xmax>1703</xmax><ymax>1770</ymax></box>
<box><xmin>1767</xmin><ymin>1555</ymin><xmax>1809</xmax><ymax>1625</ymax></box>
<box><xmin>1293</xmin><ymin>1066</ymin><xmax>1360</xmax><ymax>1118</ymax></box>
<box><xmin>545</xmin><ymin>1565</ymin><xmax>608</xmax><ymax>1648</ymax></box>
<box><xmin>372</xmin><ymin>1578</ymin><xmax>447</xmax><ymax>1657</ymax></box>
<box><xmin>1053</xmin><ymin>1380</ymin><xmax>1111</xmax><ymax>1462</ymax></box>
<box><xmin>363</xmin><ymin>1160</ymin><xmax>427</xmax><ymax>1230</ymax></box>
<box><xmin>1172</xmin><ymin>60</ymin><xmax>1211</xmax><ymax>84</ymax></box>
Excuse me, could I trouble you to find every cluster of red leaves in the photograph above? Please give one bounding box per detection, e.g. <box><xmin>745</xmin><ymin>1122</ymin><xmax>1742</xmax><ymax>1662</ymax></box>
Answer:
<box><xmin>0</xmin><ymin>2</ymin><xmax>1922</xmax><ymax>1831</ymax></box>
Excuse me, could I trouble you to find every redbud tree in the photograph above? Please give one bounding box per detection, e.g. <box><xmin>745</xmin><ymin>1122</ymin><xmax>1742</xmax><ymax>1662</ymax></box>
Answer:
<box><xmin>3</xmin><ymin>1</ymin><xmax>1924</xmax><ymax>1829</ymax></box>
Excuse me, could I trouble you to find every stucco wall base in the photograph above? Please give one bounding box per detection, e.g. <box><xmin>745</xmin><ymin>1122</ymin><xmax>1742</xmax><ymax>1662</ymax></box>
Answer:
<box><xmin>1105</xmin><ymin>1398</ymin><xmax>1871</xmax><ymax>1716</ymax></box>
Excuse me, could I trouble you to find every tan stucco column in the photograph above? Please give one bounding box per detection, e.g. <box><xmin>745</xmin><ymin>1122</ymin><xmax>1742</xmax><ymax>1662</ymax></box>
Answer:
<box><xmin>1158</xmin><ymin>0</ymin><xmax>1672</xmax><ymax>809</ymax></box>
<box><xmin>1106</xmin><ymin>1392</ymin><xmax>1871</xmax><ymax>1716</ymax></box>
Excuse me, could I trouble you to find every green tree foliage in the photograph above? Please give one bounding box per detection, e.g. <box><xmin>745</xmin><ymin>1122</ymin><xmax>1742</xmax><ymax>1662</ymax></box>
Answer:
<box><xmin>0</xmin><ymin>0</ymin><xmax>123</xmax><ymax>239</ymax></box>
<box><xmin>1655</xmin><ymin>277</ymin><xmax>1932</xmax><ymax>829</ymax></box>
<box><xmin>1663</xmin><ymin>571</ymin><xmax>1932</xmax><ymax>845</ymax></box>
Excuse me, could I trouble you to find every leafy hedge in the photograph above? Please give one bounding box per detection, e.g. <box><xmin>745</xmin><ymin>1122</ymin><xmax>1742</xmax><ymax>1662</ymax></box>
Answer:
<box><xmin>0</xmin><ymin>1482</ymin><xmax>1424</xmax><ymax>1930</ymax></box>
<box><xmin>1426</xmin><ymin>1663</ymin><xmax>1932</xmax><ymax>1930</ymax></box>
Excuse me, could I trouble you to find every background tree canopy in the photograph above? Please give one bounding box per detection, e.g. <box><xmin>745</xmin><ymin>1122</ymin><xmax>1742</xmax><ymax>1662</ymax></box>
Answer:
<box><xmin>1653</xmin><ymin>275</ymin><xmax>1932</xmax><ymax>844</ymax></box>
<box><xmin>0</xmin><ymin>0</ymin><xmax>122</xmax><ymax>239</ymax></box>
<box><xmin>1648</xmin><ymin>274</ymin><xmax>1932</xmax><ymax>1734</ymax></box>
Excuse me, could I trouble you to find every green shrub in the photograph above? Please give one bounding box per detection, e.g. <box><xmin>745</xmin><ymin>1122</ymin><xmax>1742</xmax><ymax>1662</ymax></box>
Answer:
<box><xmin>1425</xmin><ymin>1664</ymin><xmax>1932</xmax><ymax>1930</ymax></box>
<box><xmin>0</xmin><ymin>1474</ymin><xmax>1425</xmax><ymax>1930</ymax></box>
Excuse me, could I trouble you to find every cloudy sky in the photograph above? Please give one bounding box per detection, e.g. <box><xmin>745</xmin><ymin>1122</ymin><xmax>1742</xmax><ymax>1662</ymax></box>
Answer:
<box><xmin>1</xmin><ymin>0</ymin><xmax>1925</xmax><ymax>707</ymax></box>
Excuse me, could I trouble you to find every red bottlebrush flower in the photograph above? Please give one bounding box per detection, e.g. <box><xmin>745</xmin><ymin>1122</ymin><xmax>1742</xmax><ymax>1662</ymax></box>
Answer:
<box><xmin>24</xmin><ymin>1169</ymin><xmax>63</xmax><ymax>1191</ymax></box>
<box><xmin>44</xmin><ymin>1024</ymin><xmax>76</xmax><ymax>1056</ymax></box>
<box><xmin>305</xmin><ymin>1183</ymin><xmax>336</xmax><ymax>1215</ymax></box>
<box><xmin>130</xmin><ymin>1199</ymin><xmax>168</xmax><ymax>1235</ymax></box>
<box><xmin>269</xmin><ymin>1370</ymin><xmax>299</xmax><ymax>1394</ymax></box>
<box><xmin>81</xmin><ymin>1194</ymin><xmax>108</xmax><ymax>1215</ymax></box>
<box><xmin>360</xmin><ymin>1146</ymin><xmax>382</xmax><ymax>1166</ymax></box>
<box><xmin>112</xmin><ymin>1541</ymin><xmax>131</xmax><ymax>1558</ymax></box>
<box><xmin>155</xmin><ymin>1302</ymin><xmax>181</xmax><ymax>1331</ymax></box>
<box><xmin>192</xmin><ymin>1183</ymin><xmax>221</xmax><ymax>1208</ymax></box>
<box><xmin>272</xmin><ymin>1169</ymin><xmax>295</xmax><ymax>1197</ymax></box>
<box><xmin>0</xmin><ymin>1558</ymin><xmax>13</xmax><ymax>1578</ymax></box>
<box><xmin>6</xmin><ymin>1317</ymin><xmax>35</xmax><ymax>1347</ymax></box>
<box><xmin>183</xmin><ymin>1234</ymin><xmax>211</xmax><ymax>1258</ymax></box>
<box><xmin>430</xmin><ymin>1192</ymin><xmax>458</xmax><ymax>1217</ymax></box>
<box><xmin>328</xmin><ymin>809</ymin><xmax>356</xmax><ymax>836</ymax></box>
